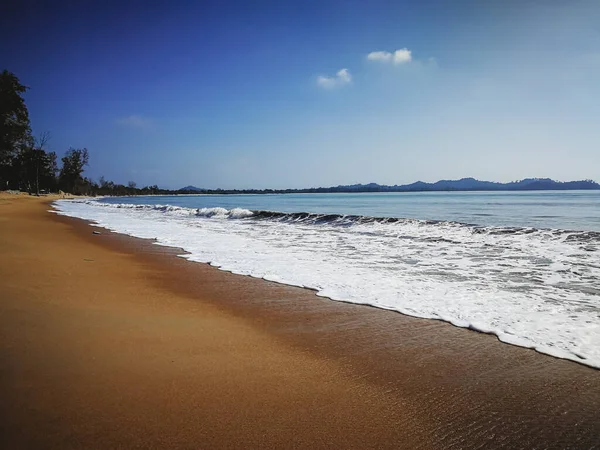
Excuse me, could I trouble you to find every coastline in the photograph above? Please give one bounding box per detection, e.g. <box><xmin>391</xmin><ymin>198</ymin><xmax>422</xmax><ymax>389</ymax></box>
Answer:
<box><xmin>1</xmin><ymin>194</ymin><xmax>599</xmax><ymax>448</ymax></box>
<box><xmin>55</xmin><ymin>195</ymin><xmax>600</xmax><ymax>368</ymax></box>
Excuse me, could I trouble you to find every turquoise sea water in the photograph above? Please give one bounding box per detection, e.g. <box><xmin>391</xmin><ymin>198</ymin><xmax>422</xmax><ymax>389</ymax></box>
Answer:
<box><xmin>102</xmin><ymin>190</ymin><xmax>600</xmax><ymax>231</ymax></box>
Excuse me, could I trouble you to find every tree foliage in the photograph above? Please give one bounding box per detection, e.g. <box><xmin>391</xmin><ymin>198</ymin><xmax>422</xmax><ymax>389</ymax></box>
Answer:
<box><xmin>13</xmin><ymin>132</ymin><xmax>58</xmax><ymax>194</ymax></box>
<box><xmin>0</xmin><ymin>70</ymin><xmax>31</xmax><ymax>163</ymax></box>
<box><xmin>0</xmin><ymin>70</ymin><xmax>32</xmax><ymax>188</ymax></box>
<box><xmin>15</xmin><ymin>147</ymin><xmax>58</xmax><ymax>194</ymax></box>
<box><xmin>83</xmin><ymin>176</ymin><xmax>159</xmax><ymax>196</ymax></box>
<box><xmin>59</xmin><ymin>148</ymin><xmax>89</xmax><ymax>194</ymax></box>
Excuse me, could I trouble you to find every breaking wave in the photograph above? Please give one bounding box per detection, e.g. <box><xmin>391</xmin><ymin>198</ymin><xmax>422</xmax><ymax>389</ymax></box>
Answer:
<box><xmin>53</xmin><ymin>198</ymin><xmax>600</xmax><ymax>369</ymax></box>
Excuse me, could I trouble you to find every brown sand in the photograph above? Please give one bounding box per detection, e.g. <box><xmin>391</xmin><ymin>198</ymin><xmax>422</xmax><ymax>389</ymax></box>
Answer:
<box><xmin>1</xmin><ymin>193</ymin><xmax>599</xmax><ymax>449</ymax></box>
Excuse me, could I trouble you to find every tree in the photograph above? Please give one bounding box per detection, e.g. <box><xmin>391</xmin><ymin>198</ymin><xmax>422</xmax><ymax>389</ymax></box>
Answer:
<box><xmin>23</xmin><ymin>132</ymin><xmax>54</xmax><ymax>195</ymax></box>
<box><xmin>0</xmin><ymin>70</ymin><xmax>31</xmax><ymax>188</ymax></box>
<box><xmin>45</xmin><ymin>151</ymin><xmax>58</xmax><ymax>190</ymax></box>
<box><xmin>59</xmin><ymin>148</ymin><xmax>89</xmax><ymax>193</ymax></box>
<box><xmin>15</xmin><ymin>144</ymin><xmax>58</xmax><ymax>194</ymax></box>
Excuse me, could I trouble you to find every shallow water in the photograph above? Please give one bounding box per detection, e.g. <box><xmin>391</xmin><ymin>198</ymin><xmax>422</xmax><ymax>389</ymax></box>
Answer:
<box><xmin>53</xmin><ymin>191</ymin><xmax>600</xmax><ymax>368</ymax></box>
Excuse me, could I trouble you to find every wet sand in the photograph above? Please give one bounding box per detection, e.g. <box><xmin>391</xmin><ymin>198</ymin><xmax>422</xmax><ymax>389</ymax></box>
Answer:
<box><xmin>1</xmin><ymin>193</ymin><xmax>599</xmax><ymax>449</ymax></box>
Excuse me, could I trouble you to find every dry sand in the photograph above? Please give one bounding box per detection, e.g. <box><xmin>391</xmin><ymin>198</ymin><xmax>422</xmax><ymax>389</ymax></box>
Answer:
<box><xmin>1</xmin><ymin>193</ymin><xmax>599</xmax><ymax>449</ymax></box>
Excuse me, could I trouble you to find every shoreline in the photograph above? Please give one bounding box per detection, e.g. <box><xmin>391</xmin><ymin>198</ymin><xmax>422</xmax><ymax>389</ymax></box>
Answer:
<box><xmin>2</xmin><ymin>193</ymin><xmax>600</xmax><ymax>448</ymax></box>
<box><xmin>54</xmin><ymin>197</ymin><xmax>600</xmax><ymax>369</ymax></box>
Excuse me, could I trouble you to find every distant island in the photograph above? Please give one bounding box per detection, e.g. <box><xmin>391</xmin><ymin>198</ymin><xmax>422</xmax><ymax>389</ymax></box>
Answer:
<box><xmin>179</xmin><ymin>178</ymin><xmax>600</xmax><ymax>195</ymax></box>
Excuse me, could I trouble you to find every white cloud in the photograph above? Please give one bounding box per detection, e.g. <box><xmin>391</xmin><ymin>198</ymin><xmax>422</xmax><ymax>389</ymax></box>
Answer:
<box><xmin>317</xmin><ymin>68</ymin><xmax>352</xmax><ymax>88</ymax></box>
<box><xmin>367</xmin><ymin>51</ymin><xmax>393</xmax><ymax>62</ymax></box>
<box><xmin>367</xmin><ymin>48</ymin><xmax>412</xmax><ymax>65</ymax></box>
<box><xmin>117</xmin><ymin>115</ymin><xmax>153</xmax><ymax>128</ymax></box>
<box><xmin>393</xmin><ymin>48</ymin><xmax>412</xmax><ymax>64</ymax></box>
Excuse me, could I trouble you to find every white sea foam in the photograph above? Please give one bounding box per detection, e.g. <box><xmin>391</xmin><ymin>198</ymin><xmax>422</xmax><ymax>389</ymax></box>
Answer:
<box><xmin>52</xmin><ymin>199</ymin><xmax>600</xmax><ymax>369</ymax></box>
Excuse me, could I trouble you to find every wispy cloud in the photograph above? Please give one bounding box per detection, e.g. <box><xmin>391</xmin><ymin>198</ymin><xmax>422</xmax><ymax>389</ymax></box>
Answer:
<box><xmin>116</xmin><ymin>115</ymin><xmax>153</xmax><ymax>129</ymax></box>
<box><xmin>367</xmin><ymin>48</ymin><xmax>412</xmax><ymax>65</ymax></box>
<box><xmin>317</xmin><ymin>68</ymin><xmax>352</xmax><ymax>88</ymax></box>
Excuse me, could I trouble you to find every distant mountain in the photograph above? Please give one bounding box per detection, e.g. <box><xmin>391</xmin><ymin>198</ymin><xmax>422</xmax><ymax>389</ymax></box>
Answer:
<box><xmin>178</xmin><ymin>178</ymin><xmax>600</xmax><ymax>194</ymax></box>
<box><xmin>180</xmin><ymin>185</ymin><xmax>205</xmax><ymax>192</ymax></box>
<box><xmin>329</xmin><ymin>178</ymin><xmax>600</xmax><ymax>192</ymax></box>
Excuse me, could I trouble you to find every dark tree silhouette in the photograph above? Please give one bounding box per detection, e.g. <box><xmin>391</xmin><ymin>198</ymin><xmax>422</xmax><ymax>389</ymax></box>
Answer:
<box><xmin>16</xmin><ymin>146</ymin><xmax>58</xmax><ymax>194</ymax></box>
<box><xmin>20</xmin><ymin>132</ymin><xmax>56</xmax><ymax>195</ymax></box>
<box><xmin>59</xmin><ymin>148</ymin><xmax>89</xmax><ymax>194</ymax></box>
<box><xmin>0</xmin><ymin>70</ymin><xmax>31</xmax><ymax>188</ymax></box>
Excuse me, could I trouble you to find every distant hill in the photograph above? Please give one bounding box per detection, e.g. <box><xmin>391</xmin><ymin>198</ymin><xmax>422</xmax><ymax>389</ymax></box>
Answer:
<box><xmin>333</xmin><ymin>178</ymin><xmax>600</xmax><ymax>192</ymax></box>
<box><xmin>180</xmin><ymin>185</ymin><xmax>205</xmax><ymax>192</ymax></box>
<box><xmin>178</xmin><ymin>178</ymin><xmax>600</xmax><ymax>195</ymax></box>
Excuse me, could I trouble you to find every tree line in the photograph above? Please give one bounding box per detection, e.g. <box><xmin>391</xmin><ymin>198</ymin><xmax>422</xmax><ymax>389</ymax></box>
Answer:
<box><xmin>0</xmin><ymin>69</ymin><xmax>163</xmax><ymax>196</ymax></box>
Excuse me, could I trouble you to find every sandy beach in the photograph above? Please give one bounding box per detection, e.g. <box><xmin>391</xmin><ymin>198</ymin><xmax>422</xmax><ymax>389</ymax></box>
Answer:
<box><xmin>1</xmin><ymin>193</ymin><xmax>599</xmax><ymax>449</ymax></box>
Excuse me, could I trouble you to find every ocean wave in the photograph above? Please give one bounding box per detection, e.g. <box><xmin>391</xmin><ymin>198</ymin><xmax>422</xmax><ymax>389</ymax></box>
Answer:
<box><xmin>53</xmin><ymin>198</ymin><xmax>600</xmax><ymax>369</ymax></box>
<box><xmin>75</xmin><ymin>200</ymin><xmax>255</xmax><ymax>220</ymax></box>
<box><xmin>74</xmin><ymin>199</ymin><xmax>600</xmax><ymax>244</ymax></box>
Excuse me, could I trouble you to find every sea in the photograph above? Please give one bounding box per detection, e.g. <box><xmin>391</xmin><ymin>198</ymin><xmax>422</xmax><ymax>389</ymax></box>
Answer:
<box><xmin>52</xmin><ymin>190</ymin><xmax>600</xmax><ymax>369</ymax></box>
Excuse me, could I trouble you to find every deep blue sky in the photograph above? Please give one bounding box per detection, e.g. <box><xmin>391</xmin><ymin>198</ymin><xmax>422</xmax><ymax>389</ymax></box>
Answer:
<box><xmin>2</xmin><ymin>0</ymin><xmax>599</xmax><ymax>189</ymax></box>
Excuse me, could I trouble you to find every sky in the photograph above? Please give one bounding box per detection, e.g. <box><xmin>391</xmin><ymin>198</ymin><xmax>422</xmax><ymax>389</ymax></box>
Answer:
<box><xmin>1</xmin><ymin>0</ymin><xmax>599</xmax><ymax>189</ymax></box>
